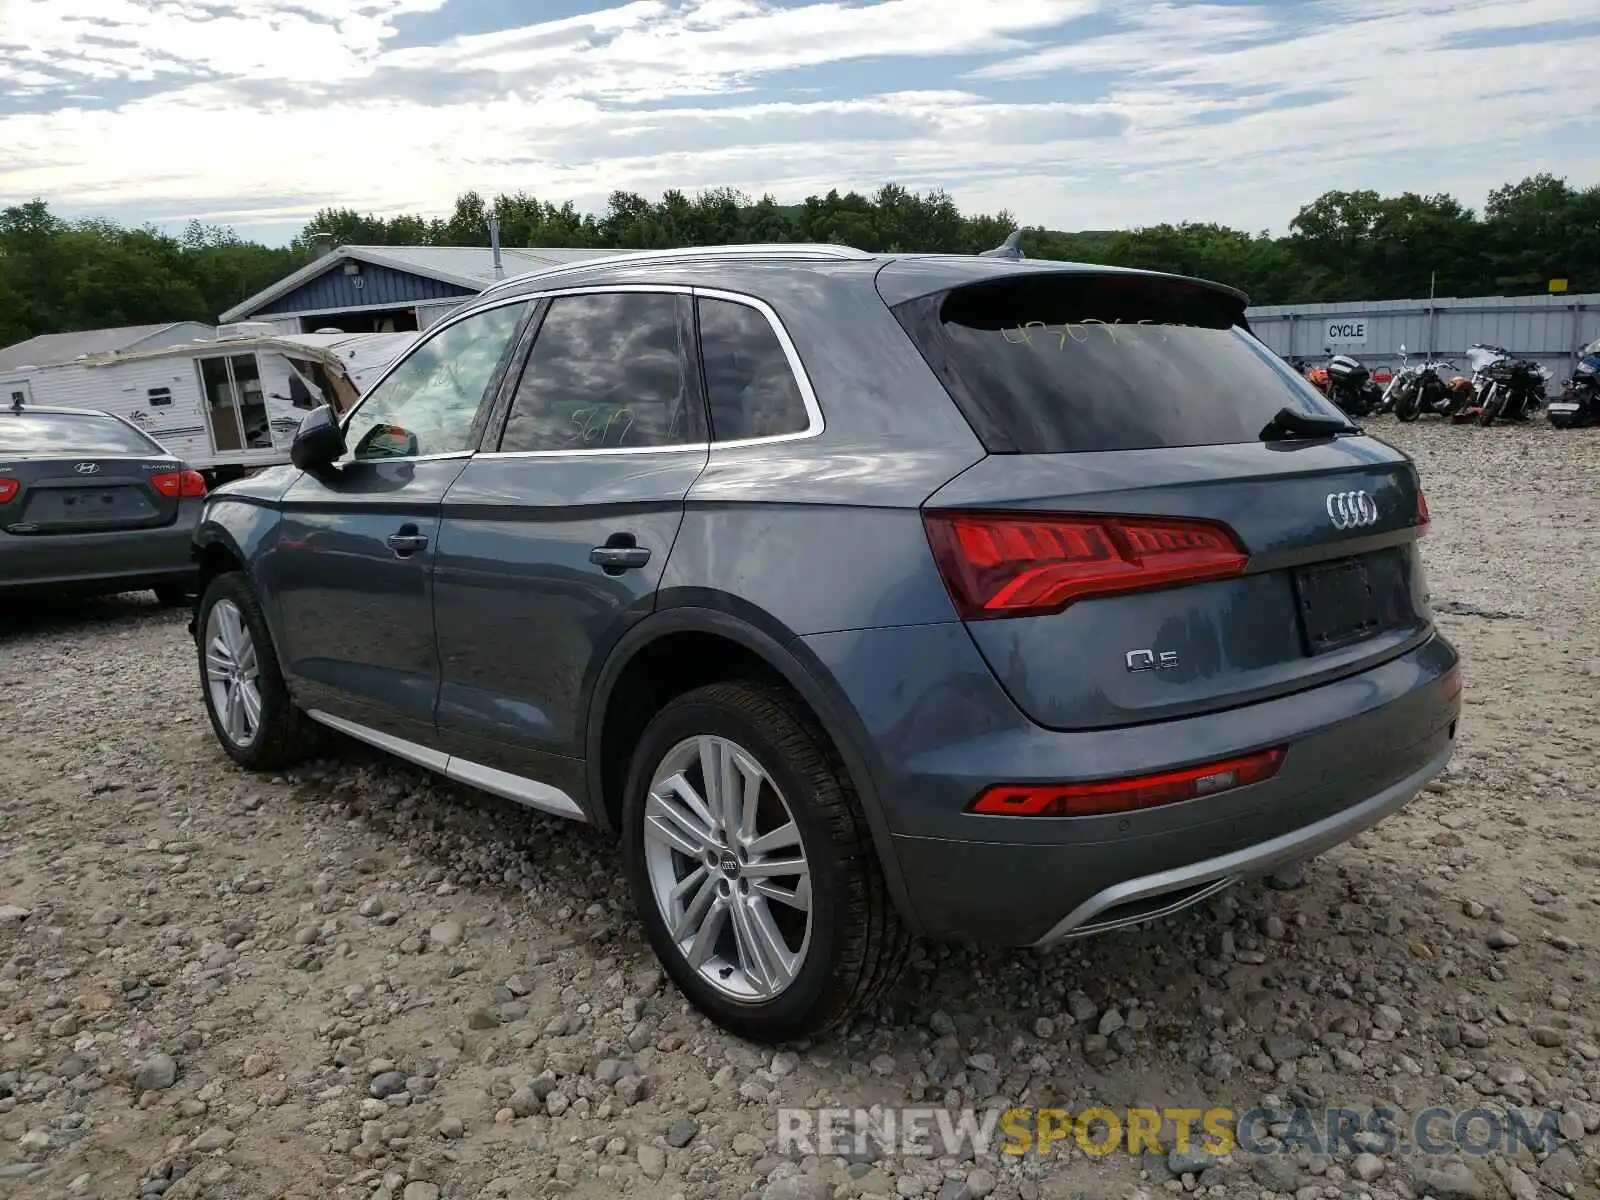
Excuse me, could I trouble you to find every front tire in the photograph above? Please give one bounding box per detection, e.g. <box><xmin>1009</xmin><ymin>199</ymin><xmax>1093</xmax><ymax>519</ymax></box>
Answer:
<box><xmin>621</xmin><ymin>682</ymin><xmax>909</xmax><ymax>1043</ymax></box>
<box><xmin>1395</xmin><ymin>392</ymin><xmax>1419</xmax><ymax>421</ymax></box>
<box><xmin>195</xmin><ymin>572</ymin><xmax>314</xmax><ymax>771</ymax></box>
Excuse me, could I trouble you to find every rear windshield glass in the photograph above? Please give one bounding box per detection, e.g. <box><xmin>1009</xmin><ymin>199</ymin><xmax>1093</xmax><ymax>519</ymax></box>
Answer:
<box><xmin>893</xmin><ymin>273</ymin><xmax>1349</xmax><ymax>453</ymax></box>
<box><xmin>0</xmin><ymin>412</ymin><xmax>159</xmax><ymax>455</ymax></box>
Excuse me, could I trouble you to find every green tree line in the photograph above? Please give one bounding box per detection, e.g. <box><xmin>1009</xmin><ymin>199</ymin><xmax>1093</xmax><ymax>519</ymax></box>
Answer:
<box><xmin>3</xmin><ymin>175</ymin><xmax>1596</xmax><ymax>347</ymax></box>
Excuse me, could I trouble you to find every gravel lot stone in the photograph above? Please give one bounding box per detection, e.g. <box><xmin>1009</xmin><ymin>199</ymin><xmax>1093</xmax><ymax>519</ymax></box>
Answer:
<box><xmin>1</xmin><ymin>418</ymin><xmax>1597</xmax><ymax>1198</ymax></box>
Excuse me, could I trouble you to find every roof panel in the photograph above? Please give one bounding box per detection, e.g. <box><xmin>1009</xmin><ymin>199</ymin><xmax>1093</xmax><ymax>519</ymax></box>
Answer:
<box><xmin>0</xmin><ymin>322</ymin><xmax>212</xmax><ymax>373</ymax></box>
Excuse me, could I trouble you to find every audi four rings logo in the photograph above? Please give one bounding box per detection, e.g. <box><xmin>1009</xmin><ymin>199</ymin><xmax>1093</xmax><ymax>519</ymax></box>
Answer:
<box><xmin>1326</xmin><ymin>490</ymin><xmax>1377</xmax><ymax>529</ymax></box>
<box><xmin>73</xmin><ymin>462</ymin><xmax>99</xmax><ymax>474</ymax></box>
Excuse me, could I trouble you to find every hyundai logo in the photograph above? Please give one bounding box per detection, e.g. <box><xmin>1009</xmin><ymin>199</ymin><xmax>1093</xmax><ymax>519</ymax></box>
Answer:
<box><xmin>73</xmin><ymin>462</ymin><xmax>100</xmax><ymax>474</ymax></box>
<box><xmin>1326</xmin><ymin>490</ymin><xmax>1378</xmax><ymax>530</ymax></box>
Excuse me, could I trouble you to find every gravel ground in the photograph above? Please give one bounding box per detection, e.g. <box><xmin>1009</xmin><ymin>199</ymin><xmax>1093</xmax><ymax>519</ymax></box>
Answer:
<box><xmin>1</xmin><ymin>417</ymin><xmax>1597</xmax><ymax>1200</ymax></box>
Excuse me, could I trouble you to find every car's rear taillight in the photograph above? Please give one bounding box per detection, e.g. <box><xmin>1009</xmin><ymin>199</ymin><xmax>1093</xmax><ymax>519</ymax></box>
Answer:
<box><xmin>969</xmin><ymin>747</ymin><xmax>1286</xmax><ymax>818</ymax></box>
<box><xmin>0</xmin><ymin>477</ymin><xmax>17</xmax><ymax>504</ymax></box>
<box><xmin>1415</xmin><ymin>487</ymin><xmax>1431</xmax><ymax>537</ymax></box>
<box><xmin>1442</xmin><ymin>665</ymin><xmax>1462</xmax><ymax>700</ymax></box>
<box><xmin>151</xmin><ymin>469</ymin><xmax>207</xmax><ymax>498</ymax></box>
<box><xmin>923</xmin><ymin>510</ymin><xmax>1248</xmax><ymax>620</ymax></box>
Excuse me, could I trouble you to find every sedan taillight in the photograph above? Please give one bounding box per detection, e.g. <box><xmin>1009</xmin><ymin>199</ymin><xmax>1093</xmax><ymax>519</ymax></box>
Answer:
<box><xmin>151</xmin><ymin>469</ymin><xmax>207</xmax><ymax>498</ymax></box>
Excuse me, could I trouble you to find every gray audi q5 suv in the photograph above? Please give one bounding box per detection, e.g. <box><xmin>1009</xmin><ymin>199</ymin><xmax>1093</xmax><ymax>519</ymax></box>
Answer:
<box><xmin>190</xmin><ymin>244</ymin><xmax>1460</xmax><ymax>1041</ymax></box>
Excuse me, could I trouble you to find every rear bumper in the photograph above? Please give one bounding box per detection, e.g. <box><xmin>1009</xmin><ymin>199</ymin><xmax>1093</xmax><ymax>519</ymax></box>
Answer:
<box><xmin>799</xmin><ymin>622</ymin><xmax>1460</xmax><ymax>944</ymax></box>
<box><xmin>0</xmin><ymin>504</ymin><xmax>200</xmax><ymax>595</ymax></box>
<box><xmin>1028</xmin><ymin>746</ymin><xmax>1448</xmax><ymax>945</ymax></box>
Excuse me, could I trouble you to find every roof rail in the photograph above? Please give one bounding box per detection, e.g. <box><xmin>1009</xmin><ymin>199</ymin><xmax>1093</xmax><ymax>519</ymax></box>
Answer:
<box><xmin>478</xmin><ymin>242</ymin><xmax>874</xmax><ymax>297</ymax></box>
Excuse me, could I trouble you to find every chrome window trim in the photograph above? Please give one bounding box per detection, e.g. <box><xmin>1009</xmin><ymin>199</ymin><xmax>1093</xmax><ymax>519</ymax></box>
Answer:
<box><xmin>472</xmin><ymin>284</ymin><xmax>823</xmax><ymax>460</ymax></box>
<box><xmin>305</xmin><ymin>709</ymin><xmax>587</xmax><ymax>822</ymax></box>
<box><xmin>335</xmin><ymin>293</ymin><xmax>536</xmax><ymax>464</ymax></box>
<box><xmin>694</xmin><ymin>286</ymin><xmax>824</xmax><ymax>447</ymax></box>
<box><xmin>475</xmin><ymin>442</ymin><xmax>711</xmax><ymax>461</ymax></box>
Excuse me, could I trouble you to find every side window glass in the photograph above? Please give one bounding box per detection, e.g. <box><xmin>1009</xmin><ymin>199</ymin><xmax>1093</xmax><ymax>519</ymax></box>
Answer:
<box><xmin>696</xmin><ymin>297</ymin><xmax>811</xmax><ymax>442</ymax></box>
<box><xmin>498</xmin><ymin>292</ymin><xmax>699</xmax><ymax>453</ymax></box>
<box><xmin>343</xmin><ymin>302</ymin><xmax>527</xmax><ymax>460</ymax></box>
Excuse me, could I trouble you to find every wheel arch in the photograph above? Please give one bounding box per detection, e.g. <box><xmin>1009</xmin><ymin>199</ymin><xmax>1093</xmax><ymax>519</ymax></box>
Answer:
<box><xmin>194</xmin><ymin>527</ymin><xmax>245</xmax><ymax>590</ymax></box>
<box><xmin>189</xmin><ymin>525</ymin><xmax>247</xmax><ymax>637</ymax></box>
<box><xmin>583</xmin><ymin>604</ymin><xmax>921</xmax><ymax>935</ymax></box>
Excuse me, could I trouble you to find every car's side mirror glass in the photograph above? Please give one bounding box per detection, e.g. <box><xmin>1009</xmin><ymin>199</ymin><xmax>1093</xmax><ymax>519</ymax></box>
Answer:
<box><xmin>290</xmin><ymin>404</ymin><xmax>347</xmax><ymax>470</ymax></box>
<box><xmin>351</xmin><ymin>422</ymin><xmax>419</xmax><ymax>460</ymax></box>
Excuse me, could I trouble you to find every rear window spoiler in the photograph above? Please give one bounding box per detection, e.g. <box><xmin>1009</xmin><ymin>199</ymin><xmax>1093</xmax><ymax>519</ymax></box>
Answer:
<box><xmin>969</xmin><ymin>232</ymin><xmax>1250</xmax><ymax>309</ymax></box>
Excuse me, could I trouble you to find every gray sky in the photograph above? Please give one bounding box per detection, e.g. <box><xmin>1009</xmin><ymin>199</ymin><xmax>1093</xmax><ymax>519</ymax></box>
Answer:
<box><xmin>2</xmin><ymin>0</ymin><xmax>1596</xmax><ymax>245</ymax></box>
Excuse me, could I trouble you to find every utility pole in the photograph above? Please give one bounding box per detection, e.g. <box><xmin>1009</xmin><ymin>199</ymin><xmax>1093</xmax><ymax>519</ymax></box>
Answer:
<box><xmin>487</xmin><ymin>212</ymin><xmax>503</xmax><ymax>279</ymax></box>
<box><xmin>1426</xmin><ymin>269</ymin><xmax>1437</xmax><ymax>359</ymax></box>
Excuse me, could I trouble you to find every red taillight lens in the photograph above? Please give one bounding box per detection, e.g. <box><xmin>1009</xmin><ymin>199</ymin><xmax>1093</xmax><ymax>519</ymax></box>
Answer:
<box><xmin>151</xmin><ymin>469</ymin><xmax>207</xmax><ymax>498</ymax></box>
<box><xmin>1415</xmin><ymin>488</ymin><xmax>1430</xmax><ymax>537</ymax></box>
<box><xmin>923</xmin><ymin>510</ymin><xmax>1248</xmax><ymax>620</ymax></box>
<box><xmin>0</xmin><ymin>477</ymin><xmax>17</xmax><ymax>504</ymax></box>
<box><xmin>969</xmin><ymin>747</ymin><xmax>1287</xmax><ymax>818</ymax></box>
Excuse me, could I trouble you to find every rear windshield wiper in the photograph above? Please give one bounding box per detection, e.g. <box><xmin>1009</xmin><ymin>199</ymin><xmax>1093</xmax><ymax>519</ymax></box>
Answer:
<box><xmin>1259</xmin><ymin>406</ymin><xmax>1357</xmax><ymax>442</ymax></box>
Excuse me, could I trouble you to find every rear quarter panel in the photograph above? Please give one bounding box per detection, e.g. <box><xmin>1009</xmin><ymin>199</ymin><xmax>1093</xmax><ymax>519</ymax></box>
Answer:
<box><xmin>659</xmin><ymin>268</ymin><xmax>983</xmax><ymax>635</ymax></box>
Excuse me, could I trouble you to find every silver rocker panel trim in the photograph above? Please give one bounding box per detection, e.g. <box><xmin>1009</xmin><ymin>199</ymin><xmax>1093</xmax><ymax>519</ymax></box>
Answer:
<box><xmin>306</xmin><ymin>709</ymin><xmax>587</xmax><ymax>822</ymax></box>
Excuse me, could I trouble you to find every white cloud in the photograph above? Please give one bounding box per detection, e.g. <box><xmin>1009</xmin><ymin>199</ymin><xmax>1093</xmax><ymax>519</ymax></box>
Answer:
<box><xmin>0</xmin><ymin>0</ymin><xmax>1596</xmax><ymax>240</ymax></box>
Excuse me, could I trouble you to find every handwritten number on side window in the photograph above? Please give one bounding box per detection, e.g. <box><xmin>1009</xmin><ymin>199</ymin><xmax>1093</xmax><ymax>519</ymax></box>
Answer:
<box><xmin>565</xmin><ymin>407</ymin><xmax>636</xmax><ymax>446</ymax></box>
<box><xmin>1000</xmin><ymin>319</ymin><xmax>1170</xmax><ymax>347</ymax></box>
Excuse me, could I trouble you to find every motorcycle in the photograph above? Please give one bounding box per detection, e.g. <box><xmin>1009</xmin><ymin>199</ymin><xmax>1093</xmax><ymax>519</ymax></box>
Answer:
<box><xmin>1465</xmin><ymin>344</ymin><xmax>1547</xmax><ymax>426</ymax></box>
<box><xmin>1546</xmin><ymin>337</ymin><xmax>1600</xmax><ymax>430</ymax></box>
<box><xmin>1387</xmin><ymin>345</ymin><xmax>1464</xmax><ymax>421</ymax></box>
<box><xmin>1322</xmin><ymin>353</ymin><xmax>1385</xmax><ymax>418</ymax></box>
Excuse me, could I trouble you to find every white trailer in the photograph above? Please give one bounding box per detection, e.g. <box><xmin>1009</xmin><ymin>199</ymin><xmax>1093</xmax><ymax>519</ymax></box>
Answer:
<box><xmin>0</xmin><ymin>328</ymin><xmax>416</xmax><ymax>483</ymax></box>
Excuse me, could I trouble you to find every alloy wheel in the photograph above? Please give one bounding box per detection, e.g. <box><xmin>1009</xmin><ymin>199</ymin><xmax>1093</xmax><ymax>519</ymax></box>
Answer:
<box><xmin>203</xmin><ymin>598</ymin><xmax>262</xmax><ymax>748</ymax></box>
<box><xmin>642</xmin><ymin>735</ymin><xmax>813</xmax><ymax>1002</ymax></box>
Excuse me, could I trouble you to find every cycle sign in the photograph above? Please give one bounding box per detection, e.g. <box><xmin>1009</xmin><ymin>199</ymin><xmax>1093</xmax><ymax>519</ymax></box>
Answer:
<box><xmin>1323</xmin><ymin>319</ymin><xmax>1368</xmax><ymax>348</ymax></box>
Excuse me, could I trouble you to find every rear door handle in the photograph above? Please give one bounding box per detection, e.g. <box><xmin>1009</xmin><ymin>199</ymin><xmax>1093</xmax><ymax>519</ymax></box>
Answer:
<box><xmin>589</xmin><ymin>545</ymin><xmax>651</xmax><ymax>572</ymax></box>
<box><xmin>387</xmin><ymin>526</ymin><xmax>430</xmax><ymax>556</ymax></box>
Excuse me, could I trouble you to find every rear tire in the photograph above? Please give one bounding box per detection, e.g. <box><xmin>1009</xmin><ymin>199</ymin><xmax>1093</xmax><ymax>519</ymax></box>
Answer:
<box><xmin>195</xmin><ymin>571</ymin><xmax>315</xmax><ymax>771</ymax></box>
<box><xmin>621</xmin><ymin>681</ymin><xmax>910</xmax><ymax>1043</ymax></box>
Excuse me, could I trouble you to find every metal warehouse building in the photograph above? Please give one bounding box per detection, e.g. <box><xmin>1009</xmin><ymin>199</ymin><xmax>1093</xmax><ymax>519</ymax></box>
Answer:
<box><xmin>1246</xmin><ymin>291</ymin><xmax>1600</xmax><ymax>382</ymax></box>
<box><xmin>220</xmin><ymin>243</ymin><xmax>613</xmax><ymax>334</ymax></box>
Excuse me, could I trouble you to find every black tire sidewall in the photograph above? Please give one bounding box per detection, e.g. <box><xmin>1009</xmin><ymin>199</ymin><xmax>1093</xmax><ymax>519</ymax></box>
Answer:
<box><xmin>621</xmin><ymin>688</ymin><xmax>848</xmax><ymax>1040</ymax></box>
<box><xmin>195</xmin><ymin>572</ymin><xmax>295</xmax><ymax>770</ymax></box>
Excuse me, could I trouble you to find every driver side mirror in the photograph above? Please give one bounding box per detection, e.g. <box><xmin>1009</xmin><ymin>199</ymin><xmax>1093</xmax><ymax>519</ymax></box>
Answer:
<box><xmin>290</xmin><ymin>404</ymin><xmax>346</xmax><ymax>471</ymax></box>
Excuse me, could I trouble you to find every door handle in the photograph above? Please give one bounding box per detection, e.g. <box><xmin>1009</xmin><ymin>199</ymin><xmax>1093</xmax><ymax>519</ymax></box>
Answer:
<box><xmin>590</xmin><ymin>545</ymin><xmax>651</xmax><ymax>572</ymax></box>
<box><xmin>387</xmin><ymin>525</ymin><xmax>430</xmax><ymax>556</ymax></box>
